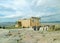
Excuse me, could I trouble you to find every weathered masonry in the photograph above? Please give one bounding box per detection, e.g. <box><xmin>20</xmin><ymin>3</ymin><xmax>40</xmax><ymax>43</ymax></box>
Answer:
<box><xmin>15</xmin><ymin>17</ymin><xmax>40</xmax><ymax>28</ymax></box>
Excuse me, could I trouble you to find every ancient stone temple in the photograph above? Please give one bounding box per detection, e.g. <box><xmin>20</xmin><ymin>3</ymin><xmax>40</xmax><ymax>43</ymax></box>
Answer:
<box><xmin>15</xmin><ymin>17</ymin><xmax>40</xmax><ymax>28</ymax></box>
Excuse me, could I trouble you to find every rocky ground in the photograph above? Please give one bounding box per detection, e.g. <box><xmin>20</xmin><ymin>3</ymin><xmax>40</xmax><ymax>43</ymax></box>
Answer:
<box><xmin>0</xmin><ymin>28</ymin><xmax>60</xmax><ymax>43</ymax></box>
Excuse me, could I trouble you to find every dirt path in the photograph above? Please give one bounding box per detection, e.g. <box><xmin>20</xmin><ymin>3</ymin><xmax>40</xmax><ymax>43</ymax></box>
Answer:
<box><xmin>0</xmin><ymin>29</ymin><xmax>60</xmax><ymax>43</ymax></box>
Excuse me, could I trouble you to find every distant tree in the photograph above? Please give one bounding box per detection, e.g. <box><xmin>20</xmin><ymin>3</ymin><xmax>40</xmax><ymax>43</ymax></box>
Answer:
<box><xmin>52</xmin><ymin>25</ymin><xmax>55</xmax><ymax>30</ymax></box>
<box><xmin>0</xmin><ymin>26</ymin><xmax>2</xmax><ymax>28</ymax></box>
<box><xmin>3</xmin><ymin>26</ymin><xmax>5</xmax><ymax>29</ymax></box>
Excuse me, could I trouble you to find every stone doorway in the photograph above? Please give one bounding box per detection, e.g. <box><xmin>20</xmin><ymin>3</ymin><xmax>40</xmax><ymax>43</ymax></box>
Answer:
<box><xmin>18</xmin><ymin>22</ymin><xmax>22</xmax><ymax>26</ymax></box>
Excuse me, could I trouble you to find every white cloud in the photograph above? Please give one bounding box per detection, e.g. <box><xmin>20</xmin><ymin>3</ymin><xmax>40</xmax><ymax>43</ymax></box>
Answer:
<box><xmin>13</xmin><ymin>0</ymin><xmax>28</xmax><ymax>6</ymax></box>
<box><xmin>0</xmin><ymin>0</ymin><xmax>60</xmax><ymax>19</ymax></box>
<box><xmin>0</xmin><ymin>11</ymin><xmax>25</xmax><ymax>18</ymax></box>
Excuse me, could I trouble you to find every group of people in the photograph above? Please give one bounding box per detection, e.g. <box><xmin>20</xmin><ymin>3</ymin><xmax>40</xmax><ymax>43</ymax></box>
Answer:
<box><xmin>32</xmin><ymin>26</ymin><xmax>41</xmax><ymax>31</ymax></box>
<box><xmin>32</xmin><ymin>25</ymin><xmax>55</xmax><ymax>31</ymax></box>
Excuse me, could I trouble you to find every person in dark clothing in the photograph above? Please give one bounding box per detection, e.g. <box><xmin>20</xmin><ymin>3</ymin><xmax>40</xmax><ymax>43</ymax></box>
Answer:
<box><xmin>37</xmin><ymin>26</ymin><xmax>41</xmax><ymax>31</ymax></box>
<box><xmin>32</xmin><ymin>26</ymin><xmax>36</xmax><ymax>31</ymax></box>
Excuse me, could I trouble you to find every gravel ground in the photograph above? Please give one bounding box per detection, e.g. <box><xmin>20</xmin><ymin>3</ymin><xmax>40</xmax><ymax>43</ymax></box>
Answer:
<box><xmin>0</xmin><ymin>29</ymin><xmax>60</xmax><ymax>43</ymax></box>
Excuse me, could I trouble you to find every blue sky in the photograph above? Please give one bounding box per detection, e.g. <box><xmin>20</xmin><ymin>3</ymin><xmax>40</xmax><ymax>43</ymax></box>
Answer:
<box><xmin>0</xmin><ymin>0</ymin><xmax>60</xmax><ymax>22</ymax></box>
